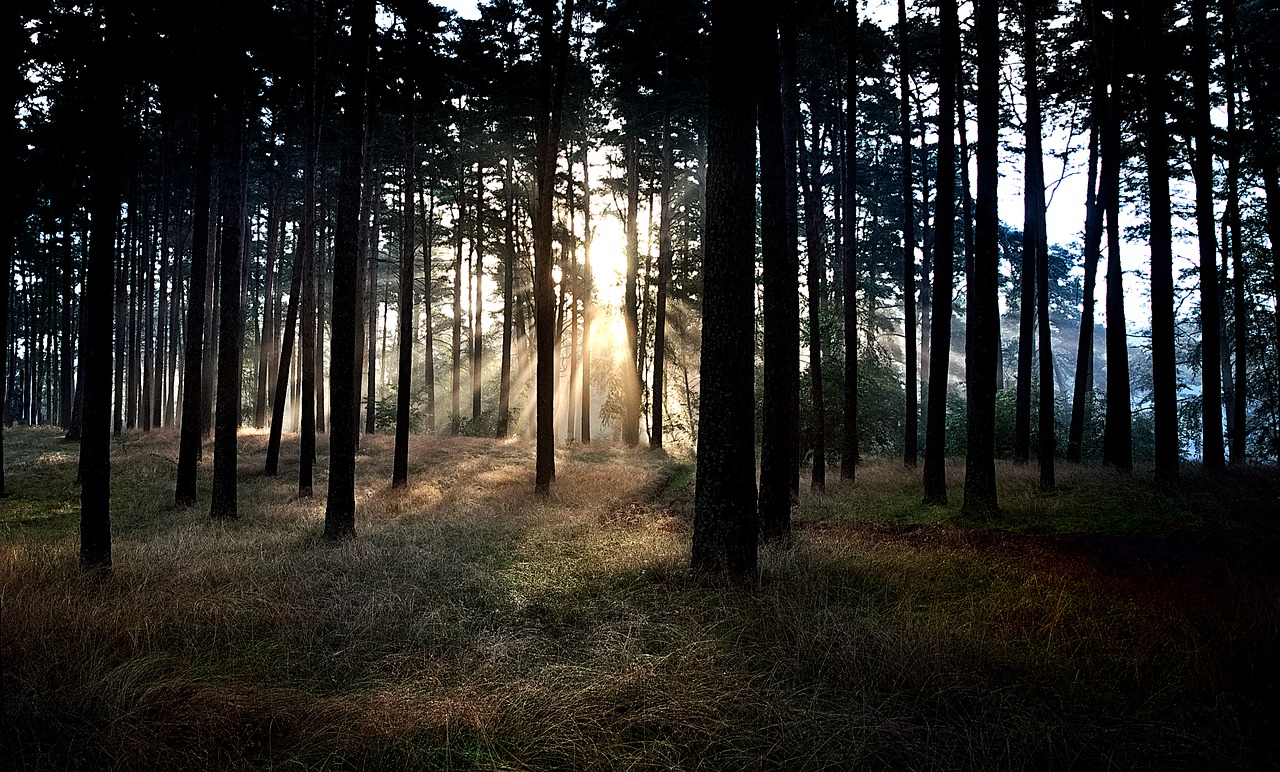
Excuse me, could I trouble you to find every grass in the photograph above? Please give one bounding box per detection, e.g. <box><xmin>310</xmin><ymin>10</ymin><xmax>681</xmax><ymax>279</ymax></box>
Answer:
<box><xmin>2</xmin><ymin>426</ymin><xmax>1278</xmax><ymax>770</ymax></box>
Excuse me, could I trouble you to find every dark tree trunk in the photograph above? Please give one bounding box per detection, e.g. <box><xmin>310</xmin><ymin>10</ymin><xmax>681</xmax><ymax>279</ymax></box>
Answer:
<box><xmin>325</xmin><ymin>0</ymin><xmax>375</xmax><ymax>539</ymax></box>
<box><xmin>758</xmin><ymin>0</ymin><xmax>796</xmax><ymax>542</ymax></box>
<box><xmin>265</xmin><ymin>232</ymin><xmax>303</xmax><ymax>475</ymax></box>
<box><xmin>1142</xmin><ymin>0</ymin><xmax>1179</xmax><ymax>479</ymax></box>
<box><xmin>580</xmin><ymin>148</ymin><xmax>593</xmax><ymax>444</ymax></box>
<box><xmin>393</xmin><ymin>97</ymin><xmax>415</xmax><ymax>489</ymax></box>
<box><xmin>1224</xmin><ymin>2</ymin><xmax>1247</xmax><ymax>464</ymax></box>
<box><xmin>840</xmin><ymin>0</ymin><xmax>858</xmax><ymax>482</ymax></box>
<box><xmin>80</xmin><ymin>4</ymin><xmax>125</xmax><ymax>568</ymax></box>
<box><xmin>651</xmin><ymin>117</ymin><xmax>673</xmax><ymax>451</ymax></box>
<box><xmin>1191</xmin><ymin>0</ymin><xmax>1224</xmax><ymax>469</ymax></box>
<box><xmin>452</xmin><ymin>171</ymin><xmax>463</xmax><ymax>433</ymax></box>
<box><xmin>472</xmin><ymin>162</ymin><xmax>483</xmax><ymax>423</ymax></box>
<box><xmin>693</xmin><ymin>0</ymin><xmax>758</xmax><ymax>577</ymax></box>
<box><xmin>1068</xmin><ymin>7</ymin><xmax>1105</xmax><ymax>465</ymax></box>
<box><xmin>255</xmin><ymin>186</ymin><xmax>279</xmax><ymax>429</ymax></box>
<box><xmin>176</xmin><ymin>72</ymin><xmax>215</xmax><ymax>506</ymax></box>
<box><xmin>497</xmin><ymin>145</ymin><xmax>515</xmax><ymax>437</ymax></box>
<box><xmin>780</xmin><ymin>0</ymin><xmax>802</xmax><ymax>499</ymax></box>
<box><xmin>210</xmin><ymin>68</ymin><xmax>247</xmax><ymax>521</ymax></box>
<box><xmin>800</xmin><ymin>113</ymin><xmax>827</xmax><ymax>491</ymax></box>
<box><xmin>621</xmin><ymin>133</ymin><xmax>642</xmax><ymax>447</ymax></box>
<box><xmin>1023</xmin><ymin>0</ymin><xmax>1055</xmax><ymax>491</ymax></box>
<box><xmin>923</xmin><ymin>0</ymin><xmax>957</xmax><ymax>505</ymax></box>
<box><xmin>962</xmin><ymin>0</ymin><xmax>1000</xmax><ymax>518</ymax></box>
<box><xmin>1101</xmin><ymin>0</ymin><xmax>1131</xmax><ymax>471</ymax></box>
<box><xmin>421</xmin><ymin>183</ymin><xmax>436</xmax><ymax>434</ymax></box>
<box><xmin>365</xmin><ymin>180</ymin><xmax>378</xmax><ymax>434</ymax></box>
<box><xmin>297</xmin><ymin>9</ymin><xmax>322</xmax><ymax>496</ymax></box>
<box><xmin>897</xmin><ymin>0</ymin><xmax>918</xmax><ymax>468</ymax></box>
<box><xmin>533</xmin><ymin>0</ymin><xmax>574</xmax><ymax>494</ymax></box>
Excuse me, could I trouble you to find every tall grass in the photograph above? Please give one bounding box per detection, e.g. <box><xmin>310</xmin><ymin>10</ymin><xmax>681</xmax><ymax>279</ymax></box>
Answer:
<box><xmin>2</xmin><ymin>427</ymin><xmax>1277</xmax><ymax>770</ymax></box>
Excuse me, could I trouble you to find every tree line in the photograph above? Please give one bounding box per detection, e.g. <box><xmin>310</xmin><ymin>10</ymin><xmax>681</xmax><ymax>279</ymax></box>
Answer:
<box><xmin>5</xmin><ymin>0</ymin><xmax>1278</xmax><ymax>576</ymax></box>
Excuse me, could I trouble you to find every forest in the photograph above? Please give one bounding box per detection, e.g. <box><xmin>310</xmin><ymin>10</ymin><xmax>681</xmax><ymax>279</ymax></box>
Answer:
<box><xmin>2</xmin><ymin>0</ymin><xmax>1279</xmax><ymax>768</ymax></box>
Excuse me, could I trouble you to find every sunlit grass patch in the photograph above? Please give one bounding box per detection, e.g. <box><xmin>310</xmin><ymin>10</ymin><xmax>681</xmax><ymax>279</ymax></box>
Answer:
<box><xmin>1</xmin><ymin>426</ymin><xmax>1277</xmax><ymax>769</ymax></box>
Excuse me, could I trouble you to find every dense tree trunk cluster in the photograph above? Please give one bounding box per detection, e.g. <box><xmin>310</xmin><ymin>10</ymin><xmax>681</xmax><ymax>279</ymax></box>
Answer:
<box><xmin>7</xmin><ymin>0</ymin><xmax>1278</xmax><ymax>576</ymax></box>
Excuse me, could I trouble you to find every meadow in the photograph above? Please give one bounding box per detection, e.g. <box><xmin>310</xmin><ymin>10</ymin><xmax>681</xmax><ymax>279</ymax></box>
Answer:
<box><xmin>1</xmin><ymin>425</ymin><xmax>1278</xmax><ymax>770</ymax></box>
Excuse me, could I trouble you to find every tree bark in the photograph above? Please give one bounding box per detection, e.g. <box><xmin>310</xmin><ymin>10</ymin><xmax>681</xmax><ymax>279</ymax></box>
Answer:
<box><xmin>962</xmin><ymin>0</ymin><xmax>1000</xmax><ymax>518</ymax></box>
<box><xmin>692</xmin><ymin>0</ymin><xmax>758</xmax><ymax>577</ymax></box>
<box><xmin>897</xmin><ymin>0</ymin><xmax>918</xmax><ymax>468</ymax></box>
<box><xmin>923</xmin><ymin>0</ymin><xmax>957</xmax><ymax>505</ymax></box>
<box><xmin>80</xmin><ymin>2</ymin><xmax>125</xmax><ymax>568</ymax></box>
<box><xmin>210</xmin><ymin>66</ymin><xmax>247</xmax><ymax>521</ymax></box>
<box><xmin>176</xmin><ymin>76</ymin><xmax>215</xmax><ymax>505</ymax></box>
<box><xmin>533</xmin><ymin>0</ymin><xmax>575</xmax><ymax>494</ymax></box>
<box><xmin>651</xmin><ymin>117</ymin><xmax>673</xmax><ymax>451</ymax></box>
<box><xmin>840</xmin><ymin>0</ymin><xmax>858</xmax><ymax>482</ymax></box>
<box><xmin>1101</xmin><ymin>0</ymin><xmax>1132</xmax><ymax>471</ymax></box>
<box><xmin>1142</xmin><ymin>0</ymin><xmax>1179</xmax><ymax>479</ymax></box>
<box><xmin>393</xmin><ymin>95</ymin><xmax>416</xmax><ymax>488</ymax></box>
<box><xmin>325</xmin><ymin>0</ymin><xmax>375</xmax><ymax>539</ymax></box>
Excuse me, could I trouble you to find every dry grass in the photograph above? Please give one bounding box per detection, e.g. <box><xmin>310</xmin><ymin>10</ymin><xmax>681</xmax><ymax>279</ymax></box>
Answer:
<box><xmin>2</xmin><ymin>427</ymin><xmax>1278</xmax><ymax>770</ymax></box>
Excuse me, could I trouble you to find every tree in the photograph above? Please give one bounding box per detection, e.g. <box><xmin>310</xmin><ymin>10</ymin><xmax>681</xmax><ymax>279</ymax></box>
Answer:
<box><xmin>963</xmin><ymin>0</ymin><xmax>1000</xmax><ymax>518</ymax></box>
<box><xmin>1024</xmin><ymin>0</ymin><xmax>1055</xmax><ymax>491</ymax></box>
<box><xmin>80</xmin><ymin>0</ymin><xmax>126</xmax><ymax>568</ymax></box>
<box><xmin>1142</xmin><ymin>0</ymin><xmax>1178</xmax><ymax>479</ymax></box>
<box><xmin>840</xmin><ymin>0</ymin><xmax>858</xmax><ymax>483</ymax></box>
<box><xmin>897</xmin><ymin>0</ymin><xmax>918</xmax><ymax>469</ymax></box>
<box><xmin>1191</xmin><ymin>0</ymin><xmax>1224</xmax><ymax>469</ymax></box>
<box><xmin>758</xmin><ymin>0</ymin><xmax>797</xmax><ymax>542</ymax></box>
<box><xmin>1101</xmin><ymin>0</ymin><xmax>1131</xmax><ymax>472</ymax></box>
<box><xmin>393</xmin><ymin>17</ymin><xmax>418</xmax><ymax>489</ymax></box>
<box><xmin>692</xmin><ymin>0</ymin><xmax>757</xmax><ymax>576</ymax></box>
<box><xmin>210</xmin><ymin>16</ymin><xmax>249</xmax><ymax>521</ymax></box>
<box><xmin>176</xmin><ymin>54</ymin><xmax>215</xmax><ymax>506</ymax></box>
<box><xmin>324</xmin><ymin>0</ymin><xmax>374</xmax><ymax>539</ymax></box>
<box><xmin>922</xmin><ymin>0</ymin><xmax>957</xmax><ymax>506</ymax></box>
<box><xmin>533</xmin><ymin>0</ymin><xmax>575</xmax><ymax>494</ymax></box>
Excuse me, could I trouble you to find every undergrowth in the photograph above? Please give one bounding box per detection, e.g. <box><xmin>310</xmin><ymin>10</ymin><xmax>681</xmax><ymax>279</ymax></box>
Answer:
<box><xmin>1</xmin><ymin>427</ymin><xmax>1277</xmax><ymax>770</ymax></box>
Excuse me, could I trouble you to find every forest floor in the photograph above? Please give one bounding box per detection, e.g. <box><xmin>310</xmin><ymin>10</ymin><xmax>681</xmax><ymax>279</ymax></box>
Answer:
<box><xmin>2</xmin><ymin>425</ymin><xmax>1279</xmax><ymax>770</ymax></box>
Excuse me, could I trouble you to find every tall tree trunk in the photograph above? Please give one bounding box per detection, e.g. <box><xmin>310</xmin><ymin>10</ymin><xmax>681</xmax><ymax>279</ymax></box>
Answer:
<box><xmin>1142</xmin><ymin>0</ymin><xmax>1179</xmax><ymax>479</ymax></box>
<box><xmin>533</xmin><ymin>0</ymin><xmax>575</xmax><ymax>493</ymax></box>
<box><xmin>780</xmin><ymin>0</ymin><xmax>802</xmax><ymax>499</ymax></box>
<box><xmin>1068</xmin><ymin>5</ymin><xmax>1105</xmax><ymax>465</ymax></box>
<box><xmin>1191</xmin><ymin>0</ymin><xmax>1224</xmax><ymax>469</ymax></box>
<box><xmin>692</xmin><ymin>0</ymin><xmax>758</xmax><ymax>577</ymax></box>
<box><xmin>651</xmin><ymin>116</ymin><xmax>673</xmax><ymax>451</ymax></box>
<box><xmin>897</xmin><ymin>0</ymin><xmax>918</xmax><ymax>468</ymax></box>
<box><xmin>1101</xmin><ymin>0</ymin><xmax>1131</xmax><ymax>471</ymax></box>
<box><xmin>841</xmin><ymin>0</ymin><xmax>858</xmax><ymax>482</ymax></box>
<box><xmin>325</xmin><ymin>0</ymin><xmax>375</xmax><ymax>539</ymax></box>
<box><xmin>621</xmin><ymin>133</ymin><xmax>642</xmax><ymax>447</ymax></box>
<box><xmin>472</xmin><ymin>162</ymin><xmax>483</xmax><ymax>422</ymax></box>
<box><xmin>393</xmin><ymin>98</ymin><xmax>415</xmax><ymax>489</ymax></box>
<box><xmin>760</xmin><ymin>0</ymin><xmax>799</xmax><ymax>540</ymax></box>
<box><xmin>365</xmin><ymin>179</ymin><xmax>378</xmax><ymax>434</ymax></box>
<box><xmin>210</xmin><ymin>65</ymin><xmax>247</xmax><ymax>521</ymax></box>
<box><xmin>963</xmin><ymin>0</ymin><xmax>1000</xmax><ymax>517</ymax></box>
<box><xmin>265</xmin><ymin>231</ymin><xmax>303</xmax><ymax>475</ymax></box>
<box><xmin>497</xmin><ymin>144</ymin><xmax>515</xmax><ymax>437</ymax></box>
<box><xmin>79</xmin><ymin>2</ymin><xmax>125</xmax><ymax>568</ymax></box>
<box><xmin>923</xmin><ymin>0</ymin><xmax>957</xmax><ymax>505</ymax></box>
<box><xmin>298</xmin><ymin>60</ymin><xmax>320</xmax><ymax>499</ymax></box>
<box><xmin>452</xmin><ymin>170</ymin><xmax>463</xmax><ymax>433</ymax></box>
<box><xmin>421</xmin><ymin>183</ymin><xmax>436</xmax><ymax>433</ymax></box>
<box><xmin>176</xmin><ymin>74</ymin><xmax>215</xmax><ymax>505</ymax></box>
<box><xmin>1023</xmin><ymin>0</ymin><xmax>1055</xmax><ymax>491</ymax></box>
<box><xmin>255</xmin><ymin>185</ymin><xmax>279</xmax><ymax>429</ymax></box>
<box><xmin>1224</xmin><ymin>1</ymin><xmax>1247</xmax><ymax>464</ymax></box>
<box><xmin>799</xmin><ymin>113</ymin><xmax>827</xmax><ymax>490</ymax></box>
<box><xmin>580</xmin><ymin>146</ymin><xmax>593</xmax><ymax>444</ymax></box>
